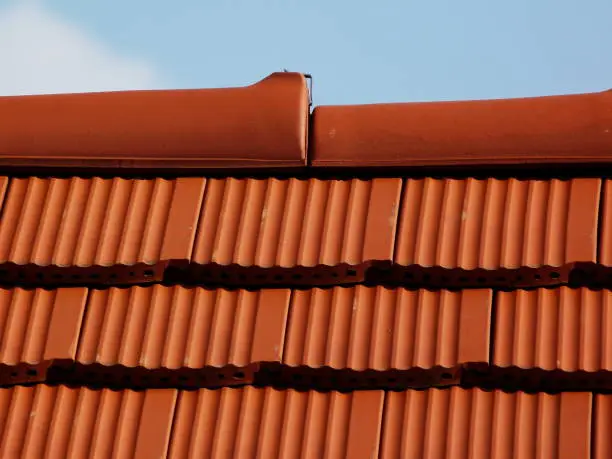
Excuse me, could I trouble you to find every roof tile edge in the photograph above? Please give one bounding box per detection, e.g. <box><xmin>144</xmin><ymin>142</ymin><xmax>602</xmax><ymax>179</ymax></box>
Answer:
<box><xmin>0</xmin><ymin>72</ymin><xmax>309</xmax><ymax>169</ymax></box>
<box><xmin>311</xmin><ymin>89</ymin><xmax>612</xmax><ymax>168</ymax></box>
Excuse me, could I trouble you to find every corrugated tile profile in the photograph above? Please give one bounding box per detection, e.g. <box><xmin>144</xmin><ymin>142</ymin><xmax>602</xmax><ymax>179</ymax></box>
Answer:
<box><xmin>395</xmin><ymin>177</ymin><xmax>600</xmax><ymax>269</ymax></box>
<box><xmin>594</xmin><ymin>394</ymin><xmax>612</xmax><ymax>459</ymax></box>
<box><xmin>0</xmin><ymin>288</ymin><xmax>87</xmax><ymax>366</ymax></box>
<box><xmin>284</xmin><ymin>287</ymin><xmax>491</xmax><ymax>370</ymax></box>
<box><xmin>169</xmin><ymin>387</ymin><xmax>384</xmax><ymax>459</ymax></box>
<box><xmin>381</xmin><ymin>387</ymin><xmax>592</xmax><ymax>459</ymax></box>
<box><xmin>77</xmin><ymin>286</ymin><xmax>291</xmax><ymax>369</ymax></box>
<box><xmin>494</xmin><ymin>287</ymin><xmax>612</xmax><ymax>372</ymax></box>
<box><xmin>0</xmin><ymin>177</ymin><xmax>205</xmax><ymax>267</ymax></box>
<box><xmin>192</xmin><ymin>177</ymin><xmax>402</xmax><ymax>267</ymax></box>
<box><xmin>0</xmin><ymin>385</ymin><xmax>177</xmax><ymax>459</ymax></box>
<box><xmin>597</xmin><ymin>179</ymin><xmax>612</xmax><ymax>266</ymax></box>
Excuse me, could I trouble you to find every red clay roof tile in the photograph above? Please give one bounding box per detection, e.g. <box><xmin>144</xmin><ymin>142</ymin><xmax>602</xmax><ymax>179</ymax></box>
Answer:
<box><xmin>170</xmin><ymin>387</ymin><xmax>384</xmax><ymax>459</ymax></box>
<box><xmin>192</xmin><ymin>177</ymin><xmax>401</xmax><ymax>267</ymax></box>
<box><xmin>77</xmin><ymin>286</ymin><xmax>290</xmax><ymax>369</ymax></box>
<box><xmin>494</xmin><ymin>287</ymin><xmax>612</xmax><ymax>372</ymax></box>
<box><xmin>395</xmin><ymin>177</ymin><xmax>600</xmax><ymax>268</ymax></box>
<box><xmin>0</xmin><ymin>287</ymin><xmax>86</xmax><ymax>366</ymax></box>
<box><xmin>381</xmin><ymin>388</ymin><xmax>592</xmax><ymax>459</ymax></box>
<box><xmin>0</xmin><ymin>73</ymin><xmax>309</xmax><ymax>169</ymax></box>
<box><xmin>285</xmin><ymin>287</ymin><xmax>491</xmax><ymax>371</ymax></box>
<box><xmin>0</xmin><ymin>176</ymin><xmax>204</xmax><ymax>268</ymax></box>
<box><xmin>0</xmin><ymin>385</ymin><xmax>177</xmax><ymax>458</ymax></box>
<box><xmin>594</xmin><ymin>394</ymin><xmax>612</xmax><ymax>459</ymax></box>
<box><xmin>312</xmin><ymin>90</ymin><xmax>612</xmax><ymax>168</ymax></box>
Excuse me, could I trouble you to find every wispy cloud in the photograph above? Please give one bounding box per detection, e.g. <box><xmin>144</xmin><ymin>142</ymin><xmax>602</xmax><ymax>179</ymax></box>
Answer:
<box><xmin>0</xmin><ymin>2</ymin><xmax>161</xmax><ymax>95</ymax></box>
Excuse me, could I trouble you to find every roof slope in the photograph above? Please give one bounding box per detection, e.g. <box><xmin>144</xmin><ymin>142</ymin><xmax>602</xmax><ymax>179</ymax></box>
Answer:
<box><xmin>1</xmin><ymin>73</ymin><xmax>611</xmax><ymax>457</ymax></box>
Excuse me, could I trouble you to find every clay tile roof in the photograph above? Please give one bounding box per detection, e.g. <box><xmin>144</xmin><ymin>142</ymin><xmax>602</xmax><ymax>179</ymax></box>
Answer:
<box><xmin>1</xmin><ymin>73</ymin><xmax>612</xmax><ymax>456</ymax></box>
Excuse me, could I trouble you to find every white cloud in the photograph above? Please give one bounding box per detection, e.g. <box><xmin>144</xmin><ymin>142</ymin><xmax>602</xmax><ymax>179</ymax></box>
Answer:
<box><xmin>0</xmin><ymin>1</ymin><xmax>161</xmax><ymax>95</ymax></box>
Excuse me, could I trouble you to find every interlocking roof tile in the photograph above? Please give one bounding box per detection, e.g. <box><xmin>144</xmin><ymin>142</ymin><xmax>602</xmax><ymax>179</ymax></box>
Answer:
<box><xmin>594</xmin><ymin>394</ymin><xmax>612</xmax><ymax>459</ymax></box>
<box><xmin>170</xmin><ymin>387</ymin><xmax>384</xmax><ymax>459</ymax></box>
<box><xmin>0</xmin><ymin>287</ymin><xmax>86</xmax><ymax>383</ymax></box>
<box><xmin>192</xmin><ymin>177</ymin><xmax>401</xmax><ymax>268</ymax></box>
<box><xmin>78</xmin><ymin>286</ymin><xmax>290</xmax><ymax>370</ymax></box>
<box><xmin>311</xmin><ymin>89</ymin><xmax>612</xmax><ymax>168</ymax></box>
<box><xmin>395</xmin><ymin>177</ymin><xmax>600</xmax><ymax>269</ymax></box>
<box><xmin>0</xmin><ymin>73</ymin><xmax>309</xmax><ymax>170</ymax></box>
<box><xmin>0</xmin><ymin>177</ymin><xmax>205</xmax><ymax>280</ymax></box>
<box><xmin>494</xmin><ymin>287</ymin><xmax>612</xmax><ymax>372</ymax></box>
<box><xmin>285</xmin><ymin>287</ymin><xmax>491</xmax><ymax>371</ymax></box>
<box><xmin>0</xmin><ymin>385</ymin><xmax>176</xmax><ymax>459</ymax></box>
<box><xmin>381</xmin><ymin>388</ymin><xmax>592</xmax><ymax>459</ymax></box>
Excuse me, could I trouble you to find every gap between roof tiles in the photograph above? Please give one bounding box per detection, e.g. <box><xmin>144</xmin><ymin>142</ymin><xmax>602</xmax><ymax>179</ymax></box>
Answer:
<box><xmin>3</xmin><ymin>165</ymin><xmax>612</xmax><ymax>181</ymax></box>
<box><xmin>0</xmin><ymin>261</ymin><xmax>611</xmax><ymax>291</ymax></box>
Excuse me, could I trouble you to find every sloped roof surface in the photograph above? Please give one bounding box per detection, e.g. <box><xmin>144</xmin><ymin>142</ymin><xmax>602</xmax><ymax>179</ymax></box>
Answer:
<box><xmin>1</xmin><ymin>72</ymin><xmax>611</xmax><ymax>457</ymax></box>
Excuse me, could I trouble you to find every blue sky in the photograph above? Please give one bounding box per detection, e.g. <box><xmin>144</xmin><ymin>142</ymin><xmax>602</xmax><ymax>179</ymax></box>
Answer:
<box><xmin>1</xmin><ymin>0</ymin><xmax>611</xmax><ymax>104</ymax></box>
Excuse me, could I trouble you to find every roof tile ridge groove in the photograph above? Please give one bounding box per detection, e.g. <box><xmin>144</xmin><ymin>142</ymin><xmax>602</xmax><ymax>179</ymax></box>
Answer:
<box><xmin>2</xmin><ymin>261</ymin><xmax>612</xmax><ymax>290</ymax></box>
<box><xmin>0</xmin><ymin>72</ymin><xmax>309</xmax><ymax>170</ymax></box>
<box><xmin>311</xmin><ymin>89</ymin><xmax>612</xmax><ymax>168</ymax></box>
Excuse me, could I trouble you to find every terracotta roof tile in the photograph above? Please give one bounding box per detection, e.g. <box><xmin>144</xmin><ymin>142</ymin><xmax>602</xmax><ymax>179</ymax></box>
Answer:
<box><xmin>77</xmin><ymin>286</ymin><xmax>290</xmax><ymax>369</ymax></box>
<box><xmin>0</xmin><ymin>288</ymin><xmax>87</xmax><ymax>383</ymax></box>
<box><xmin>0</xmin><ymin>73</ymin><xmax>309</xmax><ymax>170</ymax></box>
<box><xmin>594</xmin><ymin>394</ymin><xmax>612</xmax><ymax>458</ymax></box>
<box><xmin>169</xmin><ymin>387</ymin><xmax>384</xmax><ymax>459</ymax></box>
<box><xmin>312</xmin><ymin>89</ymin><xmax>612</xmax><ymax>168</ymax></box>
<box><xmin>0</xmin><ymin>385</ymin><xmax>176</xmax><ymax>458</ymax></box>
<box><xmin>381</xmin><ymin>388</ymin><xmax>592</xmax><ymax>459</ymax></box>
<box><xmin>285</xmin><ymin>287</ymin><xmax>491</xmax><ymax>371</ymax></box>
<box><xmin>494</xmin><ymin>287</ymin><xmax>612</xmax><ymax>372</ymax></box>
<box><xmin>395</xmin><ymin>177</ymin><xmax>600</xmax><ymax>269</ymax></box>
<box><xmin>0</xmin><ymin>177</ymin><xmax>205</xmax><ymax>278</ymax></box>
<box><xmin>192</xmin><ymin>177</ymin><xmax>401</xmax><ymax>268</ymax></box>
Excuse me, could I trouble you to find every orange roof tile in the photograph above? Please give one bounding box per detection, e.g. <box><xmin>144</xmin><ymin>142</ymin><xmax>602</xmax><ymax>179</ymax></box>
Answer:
<box><xmin>312</xmin><ymin>89</ymin><xmax>612</xmax><ymax>168</ymax></box>
<box><xmin>0</xmin><ymin>385</ymin><xmax>176</xmax><ymax>458</ymax></box>
<box><xmin>0</xmin><ymin>73</ymin><xmax>309</xmax><ymax>169</ymax></box>
<box><xmin>382</xmin><ymin>388</ymin><xmax>591</xmax><ymax>459</ymax></box>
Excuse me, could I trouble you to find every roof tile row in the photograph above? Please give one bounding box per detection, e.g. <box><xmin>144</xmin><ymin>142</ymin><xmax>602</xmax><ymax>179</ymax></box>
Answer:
<box><xmin>2</xmin><ymin>73</ymin><xmax>611</xmax><ymax>171</ymax></box>
<box><xmin>0</xmin><ymin>385</ymin><xmax>599</xmax><ymax>459</ymax></box>
<box><xmin>0</xmin><ymin>286</ymin><xmax>489</xmax><ymax>388</ymax></box>
<box><xmin>7</xmin><ymin>284</ymin><xmax>612</xmax><ymax>389</ymax></box>
<box><xmin>0</xmin><ymin>176</ymin><xmax>606</xmax><ymax>286</ymax></box>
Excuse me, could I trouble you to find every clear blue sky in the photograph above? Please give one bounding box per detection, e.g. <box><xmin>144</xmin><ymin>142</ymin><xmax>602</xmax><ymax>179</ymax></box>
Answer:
<box><xmin>2</xmin><ymin>0</ymin><xmax>612</xmax><ymax>104</ymax></box>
